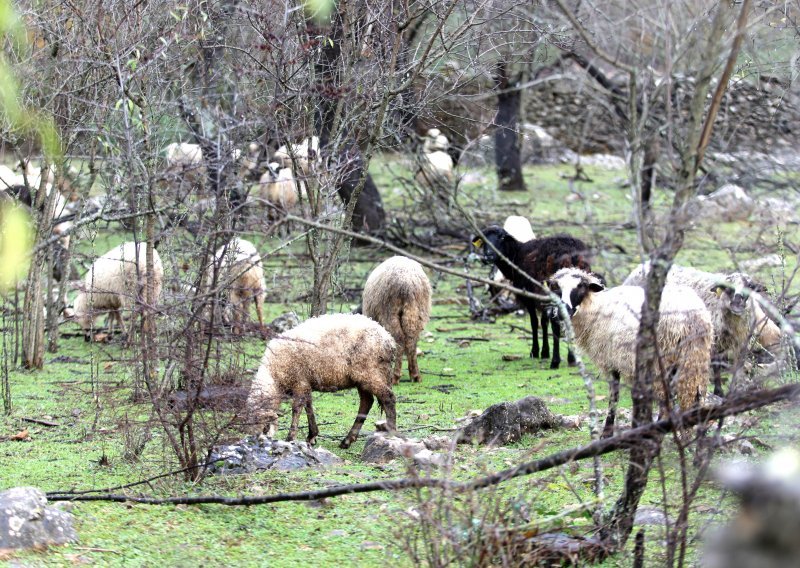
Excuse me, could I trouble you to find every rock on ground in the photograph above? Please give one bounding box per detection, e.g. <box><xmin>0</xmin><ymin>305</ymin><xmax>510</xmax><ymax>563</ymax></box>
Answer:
<box><xmin>209</xmin><ymin>437</ymin><xmax>342</xmax><ymax>474</ymax></box>
<box><xmin>361</xmin><ymin>433</ymin><xmax>450</xmax><ymax>466</ymax></box>
<box><xmin>0</xmin><ymin>487</ymin><xmax>77</xmax><ymax>549</ymax></box>
<box><xmin>455</xmin><ymin>396</ymin><xmax>561</xmax><ymax>446</ymax></box>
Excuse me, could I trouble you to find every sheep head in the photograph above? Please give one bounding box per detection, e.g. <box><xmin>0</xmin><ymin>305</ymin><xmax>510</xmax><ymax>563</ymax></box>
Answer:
<box><xmin>547</xmin><ymin>267</ymin><xmax>604</xmax><ymax>317</ymax></box>
<box><xmin>472</xmin><ymin>226</ymin><xmax>510</xmax><ymax>265</ymax></box>
<box><xmin>712</xmin><ymin>273</ymin><xmax>765</xmax><ymax>317</ymax></box>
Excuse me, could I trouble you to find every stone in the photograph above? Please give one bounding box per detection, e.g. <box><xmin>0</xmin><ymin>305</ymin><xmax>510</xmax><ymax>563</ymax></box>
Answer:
<box><xmin>692</xmin><ymin>184</ymin><xmax>755</xmax><ymax>223</ymax></box>
<box><xmin>208</xmin><ymin>436</ymin><xmax>342</xmax><ymax>474</ymax></box>
<box><xmin>455</xmin><ymin>396</ymin><xmax>561</xmax><ymax>446</ymax></box>
<box><xmin>634</xmin><ymin>506</ymin><xmax>668</xmax><ymax>527</ymax></box>
<box><xmin>361</xmin><ymin>434</ymin><xmax>426</xmax><ymax>465</ymax></box>
<box><xmin>0</xmin><ymin>487</ymin><xmax>77</xmax><ymax>549</ymax></box>
<box><xmin>413</xmin><ymin>449</ymin><xmax>448</xmax><ymax>468</ymax></box>
<box><xmin>704</xmin><ymin>449</ymin><xmax>800</xmax><ymax>568</ymax></box>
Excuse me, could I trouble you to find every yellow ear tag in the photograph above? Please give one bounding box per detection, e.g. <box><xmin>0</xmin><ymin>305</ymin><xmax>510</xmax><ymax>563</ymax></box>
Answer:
<box><xmin>714</xmin><ymin>287</ymin><xmax>723</xmax><ymax>297</ymax></box>
<box><xmin>543</xmin><ymin>281</ymin><xmax>550</xmax><ymax>291</ymax></box>
<box><xmin>472</xmin><ymin>238</ymin><xmax>483</xmax><ymax>248</ymax></box>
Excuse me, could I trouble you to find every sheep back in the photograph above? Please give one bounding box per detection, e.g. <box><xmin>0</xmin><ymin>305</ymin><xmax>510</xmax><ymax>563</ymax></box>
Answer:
<box><xmin>362</xmin><ymin>256</ymin><xmax>432</xmax><ymax>342</ymax></box>
<box><xmin>571</xmin><ymin>284</ymin><xmax>712</xmax><ymax>409</ymax></box>
<box><xmin>247</xmin><ymin>313</ymin><xmax>397</xmax><ymax>431</ymax></box>
<box><xmin>74</xmin><ymin>242</ymin><xmax>163</xmax><ymax>330</ymax></box>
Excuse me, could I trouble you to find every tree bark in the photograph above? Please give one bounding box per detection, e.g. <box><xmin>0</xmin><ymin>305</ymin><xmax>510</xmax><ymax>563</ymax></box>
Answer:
<box><xmin>493</xmin><ymin>62</ymin><xmax>526</xmax><ymax>192</ymax></box>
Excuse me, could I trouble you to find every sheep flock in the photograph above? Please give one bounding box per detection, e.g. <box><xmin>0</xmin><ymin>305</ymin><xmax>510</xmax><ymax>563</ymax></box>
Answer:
<box><xmin>2</xmin><ymin>135</ymin><xmax>792</xmax><ymax>453</ymax></box>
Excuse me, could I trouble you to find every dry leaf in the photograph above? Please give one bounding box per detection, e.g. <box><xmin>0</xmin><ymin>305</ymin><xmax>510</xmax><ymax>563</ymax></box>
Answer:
<box><xmin>10</xmin><ymin>429</ymin><xmax>29</xmax><ymax>441</ymax></box>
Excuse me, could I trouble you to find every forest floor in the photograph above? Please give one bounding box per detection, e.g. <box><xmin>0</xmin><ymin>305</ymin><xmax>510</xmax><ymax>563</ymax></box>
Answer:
<box><xmin>2</xmin><ymin>156</ymin><xmax>799</xmax><ymax>566</ymax></box>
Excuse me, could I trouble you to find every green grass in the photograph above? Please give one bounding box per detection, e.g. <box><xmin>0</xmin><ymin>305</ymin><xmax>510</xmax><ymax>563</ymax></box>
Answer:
<box><xmin>2</xmin><ymin>157</ymin><xmax>799</xmax><ymax>566</ymax></box>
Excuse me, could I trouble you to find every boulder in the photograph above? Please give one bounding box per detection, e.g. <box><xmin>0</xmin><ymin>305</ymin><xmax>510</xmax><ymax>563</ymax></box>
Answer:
<box><xmin>208</xmin><ymin>436</ymin><xmax>342</xmax><ymax>474</ymax></box>
<box><xmin>361</xmin><ymin>434</ymin><xmax>427</xmax><ymax>465</ymax></box>
<box><xmin>0</xmin><ymin>487</ymin><xmax>77</xmax><ymax>549</ymax></box>
<box><xmin>455</xmin><ymin>396</ymin><xmax>561</xmax><ymax>445</ymax></box>
<box><xmin>692</xmin><ymin>184</ymin><xmax>755</xmax><ymax>223</ymax></box>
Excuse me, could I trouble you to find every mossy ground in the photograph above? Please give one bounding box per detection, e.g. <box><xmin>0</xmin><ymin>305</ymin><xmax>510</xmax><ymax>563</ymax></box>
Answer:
<box><xmin>1</xmin><ymin>157</ymin><xmax>798</xmax><ymax>566</ymax></box>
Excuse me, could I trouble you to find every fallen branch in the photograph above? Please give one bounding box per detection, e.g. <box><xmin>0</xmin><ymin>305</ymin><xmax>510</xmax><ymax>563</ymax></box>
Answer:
<box><xmin>47</xmin><ymin>383</ymin><xmax>800</xmax><ymax>506</ymax></box>
<box><xmin>21</xmin><ymin>417</ymin><xmax>60</xmax><ymax>427</ymax></box>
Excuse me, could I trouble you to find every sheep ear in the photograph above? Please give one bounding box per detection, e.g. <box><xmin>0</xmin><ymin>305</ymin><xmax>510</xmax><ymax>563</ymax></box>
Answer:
<box><xmin>62</xmin><ymin>307</ymin><xmax>74</xmax><ymax>319</ymax></box>
<box><xmin>589</xmin><ymin>282</ymin><xmax>604</xmax><ymax>292</ymax></box>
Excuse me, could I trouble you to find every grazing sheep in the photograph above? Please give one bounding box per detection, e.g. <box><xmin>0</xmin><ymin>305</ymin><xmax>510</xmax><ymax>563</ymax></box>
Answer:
<box><xmin>473</xmin><ymin>226</ymin><xmax>591</xmax><ymax>368</ymax></box>
<box><xmin>273</xmin><ymin>136</ymin><xmax>320</xmax><ymax>176</ymax></box>
<box><xmin>623</xmin><ymin>263</ymin><xmax>777</xmax><ymax>395</ymax></box>
<box><xmin>489</xmin><ymin>216</ymin><xmax>536</xmax><ymax>307</ymax></box>
<box><xmin>67</xmin><ymin>242</ymin><xmax>163</xmax><ymax>339</ymax></box>
<box><xmin>207</xmin><ymin>237</ymin><xmax>266</xmax><ymax>333</ymax></box>
<box><xmin>246</xmin><ymin>313</ymin><xmax>398</xmax><ymax>448</ymax></box>
<box><xmin>362</xmin><ymin>256</ymin><xmax>432</xmax><ymax>384</ymax></box>
<box><xmin>548</xmin><ymin>267</ymin><xmax>713</xmax><ymax>436</ymax></box>
<box><xmin>416</xmin><ymin>128</ymin><xmax>454</xmax><ymax>192</ymax></box>
<box><xmin>163</xmin><ymin>142</ymin><xmax>205</xmax><ymax>189</ymax></box>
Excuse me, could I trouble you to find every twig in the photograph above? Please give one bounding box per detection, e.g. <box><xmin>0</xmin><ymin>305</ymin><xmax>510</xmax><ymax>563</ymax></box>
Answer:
<box><xmin>73</xmin><ymin>547</ymin><xmax>121</xmax><ymax>554</ymax></box>
<box><xmin>21</xmin><ymin>417</ymin><xmax>60</xmax><ymax>427</ymax></box>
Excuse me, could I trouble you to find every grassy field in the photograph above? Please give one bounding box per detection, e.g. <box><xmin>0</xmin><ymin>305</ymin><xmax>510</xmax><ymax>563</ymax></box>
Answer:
<box><xmin>1</xmin><ymin>156</ymin><xmax>798</xmax><ymax>566</ymax></box>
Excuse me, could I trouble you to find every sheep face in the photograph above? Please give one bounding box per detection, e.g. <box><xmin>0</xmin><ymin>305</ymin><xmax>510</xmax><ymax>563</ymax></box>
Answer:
<box><xmin>548</xmin><ymin>268</ymin><xmax>604</xmax><ymax>316</ymax></box>
<box><xmin>472</xmin><ymin>226</ymin><xmax>508</xmax><ymax>264</ymax></box>
<box><xmin>713</xmin><ymin>274</ymin><xmax>764</xmax><ymax>317</ymax></box>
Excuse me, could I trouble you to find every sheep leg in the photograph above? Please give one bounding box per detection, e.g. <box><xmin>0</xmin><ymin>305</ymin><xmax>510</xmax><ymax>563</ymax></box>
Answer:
<box><xmin>711</xmin><ymin>352</ymin><xmax>725</xmax><ymax>397</ymax></box>
<box><xmin>392</xmin><ymin>348</ymin><xmax>404</xmax><ymax>385</ymax></box>
<box><xmin>406</xmin><ymin>338</ymin><xmax>421</xmax><ymax>383</ymax></box>
<box><xmin>254</xmin><ymin>292</ymin><xmax>265</xmax><ymax>328</ymax></box>
<box><xmin>287</xmin><ymin>395</ymin><xmax>304</xmax><ymax>442</ymax></box>
<box><xmin>305</xmin><ymin>398</ymin><xmax>319</xmax><ymax>445</ymax></box>
<box><xmin>539</xmin><ymin>308</ymin><xmax>550</xmax><ymax>360</ymax></box>
<box><xmin>340</xmin><ymin>388</ymin><xmax>374</xmax><ymax>449</ymax></box>
<box><xmin>376</xmin><ymin>387</ymin><xmax>397</xmax><ymax>434</ymax></box>
<box><xmin>548</xmin><ymin>314</ymin><xmax>562</xmax><ymax>369</ymax></box>
<box><xmin>602</xmin><ymin>372</ymin><xmax>621</xmax><ymax>439</ymax></box>
<box><xmin>528</xmin><ymin>306</ymin><xmax>540</xmax><ymax>359</ymax></box>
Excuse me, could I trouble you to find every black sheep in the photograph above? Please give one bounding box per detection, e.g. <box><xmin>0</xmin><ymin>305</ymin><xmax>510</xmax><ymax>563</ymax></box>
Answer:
<box><xmin>473</xmin><ymin>226</ymin><xmax>592</xmax><ymax>368</ymax></box>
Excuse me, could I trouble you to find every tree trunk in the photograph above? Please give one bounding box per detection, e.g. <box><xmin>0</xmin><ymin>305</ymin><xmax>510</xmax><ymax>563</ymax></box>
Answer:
<box><xmin>494</xmin><ymin>62</ymin><xmax>526</xmax><ymax>192</ymax></box>
<box><xmin>312</xmin><ymin>15</ymin><xmax>386</xmax><ymax>236</ymax></box>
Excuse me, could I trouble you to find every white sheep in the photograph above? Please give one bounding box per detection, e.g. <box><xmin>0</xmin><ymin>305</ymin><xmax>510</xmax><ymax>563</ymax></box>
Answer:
<box><xmin>549</xmin><ymin>267</ymin><xmax>713</xmax><ymax>436</ymax></box>
<box><xmin>253</xmin><ymin>163</ymin><xmax>308</xmax><ymax>219</ymax></box>
<box><xmin>207</xmin><ymin>237</ymin><xmax>266</xmax><ymax>333</ymax></box>
<box><xmin>273</xmin><ymin>136</ymin><xmax>320</xmax><ymax>176</ymax></box>
<box><xmin>489</xmin><ymin>215</ymin><xmax>536</xmax><ymax>306</ymax></box>
<box><xmin>246</xmin><ymin>312</ymin><xmax>397</xmax><ymax>448</ymax></box>
<box><xmin>416</xmin><ymin>128</ymin><xmax>454</xmax><ymax>192</ymax></box>
<box><xmin>623</xmin><ymin>263</ymin><xmax>777</xmax><ymax>394</ymax></box>
<box><xmin>164</xmin><ymin>142</ymin><xmax>205</xmax><ymax>187</ymax></box>
<box><xmin>66</xmin><ymin>242</ymin><xmax>163</xmax><ymax>339</ymax></box>
<box><xmin>362</xmin><ymin>256</ymin><xmax>432</xmax><ymax>384</ymax></box>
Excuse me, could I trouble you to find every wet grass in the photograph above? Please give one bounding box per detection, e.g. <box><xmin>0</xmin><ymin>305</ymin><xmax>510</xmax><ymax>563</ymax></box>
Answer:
<box><xmin>2</xmin><ymin>157</ymin><xmax>799</xmax><ymax>566</ymax></box>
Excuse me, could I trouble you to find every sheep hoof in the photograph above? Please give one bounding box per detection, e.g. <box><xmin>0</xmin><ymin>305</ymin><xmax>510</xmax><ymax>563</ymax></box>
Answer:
<box><xmin>339</xmin><ymin>438</ymin><xmax>353</xmax><ymax>449</ymax></box>
<box><xmin>306</xmin><ymin>436</ymin><xmax>317</xmax><ymax>446</ymax></box>
<box><xmin>540</xmin><ymin>351</ymin><xmax>550</xmax><ymax>360</ymax></box>
<box><xmin>549</xmin><ymin>360</ymin><xmax>560</xmax><ymax>370</ymax></box>
<box><xmin>411</xmin><ymin>375</ymin><xmax>421</xmax><ymax>383</ymax></box>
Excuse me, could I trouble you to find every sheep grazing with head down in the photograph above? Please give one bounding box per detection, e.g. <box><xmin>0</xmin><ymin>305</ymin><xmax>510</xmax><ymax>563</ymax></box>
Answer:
<box><xmin>207</xmin><ymin>238</ymin><xmax>266</xmax><ymax>333</ymax></box>
<box><xmin>473</xmin><ymin>226</ymin><xmax>591</xmax><ymax>368</ymax></box>
<box><xmin>416</xmin><ymin>128</ymin><xmax>454</xmax><ymax>193</ymax></box>
<box><xmin>623</xmin><ymin>263</ymin><xmax>779</xmax><ymax>395</ymax></box>
<box><xmin>362</xmin><ymin>256</ymin><xmax>432</xmax><ymax>384</ymax></box>
<box><xmin>246</xmin><ymin>313</ymin><xmax>398</xmax><ymax>448</ymax></box>
<box><xmin>548</xmin><ymin>267</ymin><xmax>713</xmax><ymax>436</ymax></box>
<box><xmin>66</xmin><ymin>242</ymin><xmax>163</xmax><ymax>340</ymax></box>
